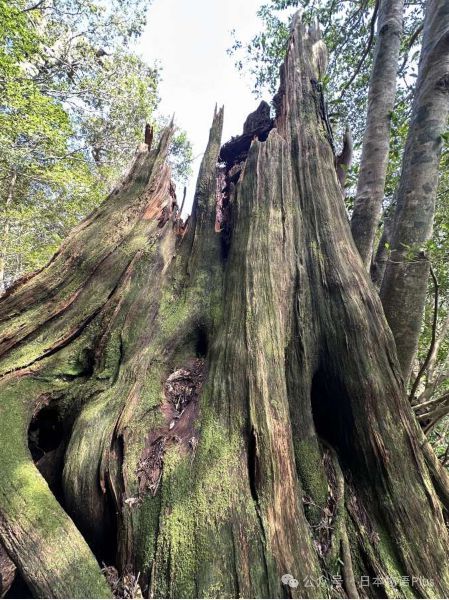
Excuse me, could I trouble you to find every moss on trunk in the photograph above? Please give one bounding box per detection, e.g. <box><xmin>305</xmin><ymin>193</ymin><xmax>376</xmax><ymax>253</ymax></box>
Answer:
<box><xmin>0</xmin><ymin>15</ymin><xmax>449</xmax><ymax>600</ymax></box>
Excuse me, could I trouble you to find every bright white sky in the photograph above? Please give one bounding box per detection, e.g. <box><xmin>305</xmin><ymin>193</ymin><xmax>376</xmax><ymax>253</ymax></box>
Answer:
<box><xmin>138</xmin><ymin>0</ymin><xmax>265</xmax><ymax>211</ymax></box>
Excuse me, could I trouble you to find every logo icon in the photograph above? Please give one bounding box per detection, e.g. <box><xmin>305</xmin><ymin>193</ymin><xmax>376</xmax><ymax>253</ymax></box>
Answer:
<box><xmin>281</xmin><ymin>574</ymin><xmax>299</xmax><ymax>588</ymax></box>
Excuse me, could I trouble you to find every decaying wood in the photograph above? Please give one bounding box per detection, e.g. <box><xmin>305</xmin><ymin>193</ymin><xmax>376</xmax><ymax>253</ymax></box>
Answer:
<box><xmin>144</xmin><ymin>124</ymin><xmax>153</xmax><ymax>150</ymax></box>
<box><xmin>335</xmin><ymin>125</ymin><xmax>353</xmax><ymax>187</ymax></box>
<box><xmin>0</xmin><ymin>12</ymin><xmax>449</xmax><ymax>600</ymax></box>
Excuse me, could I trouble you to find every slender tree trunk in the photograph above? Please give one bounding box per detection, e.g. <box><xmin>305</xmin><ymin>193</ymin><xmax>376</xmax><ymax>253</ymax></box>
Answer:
<box><xmin>1</xmin><ymin>15</ymin><xmax>449</xmax><ymax>599</ymax></box>
<box><xmin>350</xmin><ymin>0</ymin><xmax>404</xmax><ymax>269</ymax></box>
<box><xmin>371</xmin><ymin>204</ymin><xmax>394</xmax><ymax>288</ymax></box>
<box><xmin>0</xmin><ymin>170</ymin><xmax>17</xmax><ymax>295</ymax></box>
<box><xmin>380</xmin><ymin>0</ymin><xmax>449</xmax><ymax>384</ymax></box>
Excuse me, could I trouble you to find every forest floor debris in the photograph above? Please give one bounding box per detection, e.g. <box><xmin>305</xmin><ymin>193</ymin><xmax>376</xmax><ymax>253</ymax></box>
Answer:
<box><xmin>135</xmin><ymin>359</ymin><xmax>205</xmax><ymax>499</ymax></box>
<box><xmin>102</xmin><ymin>564</ymin><xmax>143</xmax><ymax>599</ymax></box>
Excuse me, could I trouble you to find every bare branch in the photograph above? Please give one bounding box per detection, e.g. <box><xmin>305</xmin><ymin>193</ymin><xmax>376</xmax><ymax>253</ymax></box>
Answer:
<box><xmin>414</xmin><ymin>391</ymin><xmax>449</xmax><ymax>413</ymax></box>
<box><xmin>399</xmin><ymin>22</ymin><xmax>424</xmax><ymax>73</ymax></box>
<box><xmin>179</xmin><ymin>186</ymin><xmax>187</xmax><ymax>216</ymax></box>
<box><xmin>425</xmin><ymin>311</ymin><xmax>449</xmax><ymax>383</ymax></box>
<box><xmin>423</xmin><ymin>402</ymin><xmax>449</xmax><ymax>434</ymax></box>
<box><xmin>336</xmin><ymin>0</ymin><xmax>380</xmax><ymax>102</ymax></box>
<box><xmin>21</xmin><ymin>0</ymin><xmax>47</xmax><ymax>12</ymax></box>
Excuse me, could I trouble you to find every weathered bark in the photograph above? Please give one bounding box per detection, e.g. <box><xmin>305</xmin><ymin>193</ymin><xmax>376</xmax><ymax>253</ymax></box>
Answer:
<box><xmin>350</xmin><ymin>0</ymin><xmax>404</xmax><ymax>268</ymax></box>
<box><xmin>1</xmin><ymin>15</ymin><xmax>449</xmax><ymax>600</ymax></box>
<box><xmin>335</xmin><ymin>126</ymin><xmax>353</xmax><ymax>188</ymax></box>
<box><xmin>380</xmin><ymin>0</ymin><xmax>449</xmax><ymax>384</ymax></box>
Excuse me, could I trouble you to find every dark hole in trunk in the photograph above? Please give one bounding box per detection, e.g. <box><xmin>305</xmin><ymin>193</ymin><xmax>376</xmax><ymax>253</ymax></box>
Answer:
<box><xmin>28</xmin><ymin>404</ymin><xmax>65</xmax><ymax>501</ymax></box>
<box><xmin>310</xmin><ymin>369</ymin><xmax>354</xmax><ymax>459</ymax></box>
<box><xmin>65</xmin><ymin>445</ymin><xmax>119</xmax><ymax>568</ymax></box>
<box><xmin>28</xmin><ymin>405</ymin><xmax>63</xmax><ymax>459</ymax></box>
<box><xmin>358</xmin><ymin>546</ymin><xmax>389</xmax><ymax>598</ymax></box>
<box><xmin>247</xmin><ymin>427</ymin><xmax>260</xmax><ymax>503</ymax></box>
<box><xmin>69</xmin><ymin>472</ymin><xmax>118</xmax><ymax>568</ymax></box>
<box><xmin>27</xmin><ymin>403</ymin><xmax>117</xmax><ymax>567</ymax></box>
<box><xmin>99</xmin><ymin>436</ymin><xmax>122</xmax><ymax>566</ymax></box>
<box><xmin>195</xmin><ymin>326</ymin><xmax>208</xmax><ymax>358</ymax></box>
<box><xmin>4</xmin><ymin>572</ymin><xmax>33</xmax><ymax>599</ymax></box>
<box><xmin>62</xmin><ymin>347</ymin><xmax>95</xmax><ymax>381</ymax></box>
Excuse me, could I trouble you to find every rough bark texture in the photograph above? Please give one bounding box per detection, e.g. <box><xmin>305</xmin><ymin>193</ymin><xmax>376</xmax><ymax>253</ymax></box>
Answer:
<box><xmin>380</xmin><ymin>0</ymin><xmax>449</xmax><ymax>384</ymax></box>
<box><xmin>1</xmin><ymin>15</ymin><xmax>449</xmax><ymax>600</ymax></box>
<box><xmin>350</xmin><ymin>0</ymin><xmax>404</xmax><ymax>269</ymax></box>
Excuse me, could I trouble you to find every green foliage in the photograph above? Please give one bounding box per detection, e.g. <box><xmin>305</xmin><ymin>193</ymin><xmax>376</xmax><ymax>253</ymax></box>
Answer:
<box><xmin>167</xmin><ymin>129</ymin><xmax>193</xmax><ymax>185</ymax></box>
<box><xmin>0</xmin><ymin>0</ymin><xmax>191</xmax><ymax>288</ymax></box>
<box><xmin>73</xmin><ymin>48</ymin><xmax>160</xmax><ymax>184</ymax></box>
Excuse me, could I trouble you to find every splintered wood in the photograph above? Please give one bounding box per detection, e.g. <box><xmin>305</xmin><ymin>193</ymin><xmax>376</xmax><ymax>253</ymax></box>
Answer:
<box><xmin>135</xmin><ymin>359</ymin><xmax>204</xmax><ymax>499</ymax></box>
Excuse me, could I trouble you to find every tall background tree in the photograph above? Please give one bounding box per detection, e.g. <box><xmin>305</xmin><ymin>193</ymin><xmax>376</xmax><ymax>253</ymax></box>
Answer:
<box><xmin>380</xmin><ymin>0</ymin><xmax>449</xmax><ymax>384</ymax></box>
<box><xmin>350</xmin><ymin>0</ymin><xmax>404</xmax><ymax>269</ymax></box>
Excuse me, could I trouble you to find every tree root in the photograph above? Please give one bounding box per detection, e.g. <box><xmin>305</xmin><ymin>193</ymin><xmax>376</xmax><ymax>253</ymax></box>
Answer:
<box><xmin>320</xmin><ymin>440</ymin><xmax>359</xmax><ymax>598</ymax></box>
<box><xmin>340</xmin><ymin>527</ymin><xmax>359</xmax><ymax>600</ymax></box>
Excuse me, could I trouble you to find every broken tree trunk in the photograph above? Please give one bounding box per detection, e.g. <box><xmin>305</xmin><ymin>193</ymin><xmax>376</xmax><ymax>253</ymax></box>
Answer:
<box><xmin>1</xmin><ymin>15</ymin><xmax>449</xmax><ymax>600</ymax></box>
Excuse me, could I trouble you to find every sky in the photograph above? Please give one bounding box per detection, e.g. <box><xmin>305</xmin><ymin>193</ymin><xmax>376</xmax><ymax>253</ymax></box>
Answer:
<box><xmin>138</xmin><ymin>0</ymin><xmax>265</xmax><ymax>211</ymax></box>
